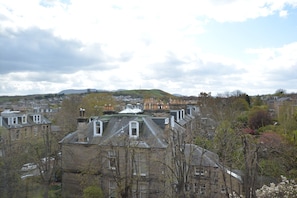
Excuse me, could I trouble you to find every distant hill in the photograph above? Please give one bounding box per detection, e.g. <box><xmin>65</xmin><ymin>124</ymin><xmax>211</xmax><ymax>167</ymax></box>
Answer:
<box><xmin>58</xmin><ymin>88</ymin><xmax>177</xmax><ymax>99</ymax></box>
<box><xmin>112</xmin><ymin>89</ymin><xmax>176</xmax><ymax>99</ymax></box>
<box><xmin>58</xmin><ymin>89</ymin><xmax>107</xmax><ymax>95</ymax></box>
<box><xmin>0</xmin><ymin>89</ymin><xmax>178</xmax><ymax>105</ymax></box>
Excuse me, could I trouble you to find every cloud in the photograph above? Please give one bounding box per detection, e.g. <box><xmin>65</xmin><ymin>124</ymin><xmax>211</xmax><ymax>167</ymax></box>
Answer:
<box><xmin>0</xmin><ymin>0</ymin><xmax>297</xmax><ymax>96</ymax></box>
<box><xmin>0</xmin><ymin>27</ymin><xmax>111</xmax><ymax>75</ymax></box>
<box><xmin>279</xmin><ymin>10</ymin><xmax>288</xmax><ymax>17</ymax></box>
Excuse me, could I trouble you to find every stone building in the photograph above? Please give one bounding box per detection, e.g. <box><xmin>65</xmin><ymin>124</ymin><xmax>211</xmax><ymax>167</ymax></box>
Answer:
<box><xmin>59</xmin><ymin>106</ymin><xmax>243</xmax><ymax>197</ymax></box>
<box><xmin>0</xmin><ymin>109</ymin><xmax>51</xmax><ymax>156</ymax></box>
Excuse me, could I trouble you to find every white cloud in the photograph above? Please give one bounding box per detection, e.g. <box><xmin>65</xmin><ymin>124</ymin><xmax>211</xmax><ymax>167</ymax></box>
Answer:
<box><xmin>246</xmin><ymin>42</ymin><xmax>297</xmax><ymax>69</ymax></box>
<box><xmin>1</xmin><ymin>0</ymin><xmax>297</xmax><ymax>96</ymax></box>
<box><xmin>279</xmin><ymin>10</ymin><xmax>288</xmax><ymax>17</ymax></box>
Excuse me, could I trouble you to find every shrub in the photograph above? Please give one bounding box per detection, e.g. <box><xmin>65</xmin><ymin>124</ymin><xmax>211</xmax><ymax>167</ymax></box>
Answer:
<box><xmin>83</xmin><ymin>185</ymin><xmax>104</xmax><ymax>198</ymax></box>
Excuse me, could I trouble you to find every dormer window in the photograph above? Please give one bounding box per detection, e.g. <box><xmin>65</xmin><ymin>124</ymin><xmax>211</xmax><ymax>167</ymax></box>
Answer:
<box><xmin>22</xmin><ymin>115</ymin><xmax>27</xmax><ymax>124</ymax></box>
<box><xmin>93</xmin><ymin>120</ymin><xmax>103</xmax><ymax>136</ymax></box>
<box><xmin>181</xmin><ymin>109</ymin><xmax>185</xmax><ymax>119</ymax></box>
<box><xmin>33</xmin><ymin>114</ymin><xmax>41</xmax><ymax>123</ymax></box>
<box><xmin>129</xmin><ymin>121</ymin><xmax>139</xmax><ymax>138</ymax></box>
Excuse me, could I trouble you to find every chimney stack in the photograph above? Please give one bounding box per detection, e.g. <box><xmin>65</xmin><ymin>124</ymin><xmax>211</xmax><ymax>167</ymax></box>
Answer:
<box><xmin>77</xmin><ymin>108</ymin><xmax>88</xmax><ymax>129</ymax></box>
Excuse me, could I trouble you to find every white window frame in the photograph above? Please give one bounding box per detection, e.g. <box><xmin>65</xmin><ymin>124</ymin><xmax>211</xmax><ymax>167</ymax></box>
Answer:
<box><xmin>194</xmin><ymin>167</ymin><xmax>207</xmax><ymax>176</ymax></box>
<box><xmin>22</xmin><ymin>115</ymin><xmax>27</xmax><ymax>124</ymax></box>
<box><xmin>108</xmin><ymin>150</ymin><xmax>116</xmax><ymax>170</ymax></box>
<box><xmin>129</xmin><ymin>121</ymin><xmax>139</xmax><ymax>138</ymax></box>
<box><xmin>33</xmin><ymin>114</ymin><xmax>41</xmax><ymax>124</ymax></box>
<box><xmin>93</xmin><ymin>120</ymin><xmax>103</xmax><ymax>136</ymax></box>
<box><xmin>133</xmin><ymin>153</ymin><xmax>147</xmax><ymax>176</ymax></box>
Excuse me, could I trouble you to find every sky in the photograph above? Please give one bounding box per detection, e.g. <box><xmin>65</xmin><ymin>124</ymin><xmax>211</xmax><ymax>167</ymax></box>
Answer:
<box><xmin>1</xmin><ymin>0</ymin><xmax>297</xmax><ymax>97</ymax></box>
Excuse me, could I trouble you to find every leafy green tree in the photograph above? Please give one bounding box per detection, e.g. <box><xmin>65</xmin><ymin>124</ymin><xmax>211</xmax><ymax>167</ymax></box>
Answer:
<box><xmin>258</xmin><ymin>130</ymin><xmax>297</xmax><ymax>180</ymax></box>
<box><xmin>274</xmin><ymin>89</ymin><xmax>286</xmax><ymax>96</ymax></box>
<box><xmin>0</xmin><ymin>127</ymin><xmax>25</xmax><ymax>198</ymax></box>
<box><xmin>54</xmin><ymin>95</ymin><xmax>83</xmax><ymax>134</ymax></box>
<box><xmin>253</xmin><ymin>95</ymin><xmax>263</xmax><ymax>107</ymax></box>
<box><xmin>277</xmin><ymin>101</ymin><xmax>297</xmax><ymax>140</ymax></box>
<box><xmin>81</xmin><ymin>93</ymin><xmax>116</xmax><ymax>116</ymax></box>
<box><xmin>214</xmin><ymin>121</ymin><xmax>243</xmax><ymax>169</ymax></box>
<box><xmin>194</xmin><ymin>135</ymin><xmax>213</xmax><ymax>151</ymax></box>
<box><xmin>248</xmin><ymin>107</ymin><xmax>272</xmax><ymax>130</ymax></box>
<box><xmin>83</xmin><ymin>186</ymin><xmax>104</xmax><ymax>198</ymax></box>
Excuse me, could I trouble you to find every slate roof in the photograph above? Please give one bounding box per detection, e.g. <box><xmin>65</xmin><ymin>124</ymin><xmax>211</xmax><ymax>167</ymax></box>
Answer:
<box><xmin>0</xmin><ymin>109</ymin><xmax>51</xmax><ymax>129</ymax></box>
<box><xmin>184</xmin><ymin>144</ymin><xmax>219</xmax><ymax>167</ymax></box>
<box><xmin>61</xmin><ymin>114</ymin><xmax>168</xmax><ymax>149</ymax></box>
<box><xmin>185</xmin><ymin>144</ymin><xmax>243</xmax><ymax>181</ymax></box>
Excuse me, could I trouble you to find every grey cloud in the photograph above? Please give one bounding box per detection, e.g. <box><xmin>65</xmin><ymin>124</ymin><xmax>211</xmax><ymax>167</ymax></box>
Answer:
<box><xmin>265</xmin><ymin>65</ymin><xmax>297</xmax><ymax>81</ymax></box>
<box><xmin>12</xmin><ymin>72</ymin><xmax>65</xmax><ymax>83</ymax></box>
<box><xmin>147</xmin><ymin>51</ymin><xmax>245</xmax><ymax>81</ymax></box>
<box><xmin>0</xmin><ymin>13</ymin><xmax>10</xmax><ymax>21</ymax></box>
<box><xmin>119</xmin><ymin>52</ymin><xmax>134</xmax><ymax>62</ymax></box>
<box><xmin>192</xmin><ymin>62</ymin><xmax>244</xmax><ymax>76</ymax></box>
<box><xmin>147</xmin><ymin>52</ymin><xmax>186</xmax><ymax>80</ymax></box>
<box><xmin>0</xmin><ymin>28</ymin><xmax>111</xmax><ymax>75</ymax></box>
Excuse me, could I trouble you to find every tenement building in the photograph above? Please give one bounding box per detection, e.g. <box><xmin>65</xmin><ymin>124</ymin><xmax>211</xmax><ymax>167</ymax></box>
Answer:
<box><xmin>0</xmin><ymin>109</ymin><xmax>51</xmax><ymax>156</ymax></box>
<box><xmin>60</xmin><ymin>106</ymin><xmax>243</xmax><ymax>197</ymax></box>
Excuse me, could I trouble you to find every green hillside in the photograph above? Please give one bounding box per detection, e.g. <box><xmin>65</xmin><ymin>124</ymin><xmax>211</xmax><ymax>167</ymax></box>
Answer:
<box><xmin>112</xmin><ymin>89</ymin><xmax>176</xmax><ymax>100</ymax></box>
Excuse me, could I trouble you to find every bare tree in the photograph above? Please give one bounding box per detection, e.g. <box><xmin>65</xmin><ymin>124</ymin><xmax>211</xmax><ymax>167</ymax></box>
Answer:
<box><xmin>54</xmin><ymin>95</ymin><xmax>83</xmax><ymax>134</ymax></box>
<box><xmin>242</xmin><ymin>135</ymin><xmax>259</xmax><ymax>198</ymax></box>
<box><xmin>26</xmin><ymin>125</ymin><xmax>61</xmax><ymax>198</ymax></box>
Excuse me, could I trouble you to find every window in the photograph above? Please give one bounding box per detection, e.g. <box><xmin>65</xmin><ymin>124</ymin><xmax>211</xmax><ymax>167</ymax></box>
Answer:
<box><xmin>108</xmin><ymin>150</ymin><xmax>116</xmax><ymax>170</ymax></box>
<box><xmin>133</xmin><ymin>183</ymin><xmax>148</xmax><ymax>198</ymax></box>
<box><xmin>16</xmin><ymin>130</ymin><xmax>20</xmax><ymax>140</ymax></box>
<box><xmin>33</xmin><ymin>115</ymin><xmax>41</xmax><ymax>123</ymax></box>
<box><xmin>129</xmin><ymin>121</ymin><xmax>139</xmax><ymax>138</ymax></box>
<box><xmin>33</xmin><ymin>126</ymin><xmax>38</xmax><ymax>136</ymax></box>
<box><xmin>200</xmin><ymin>184</ymin><xmax>206</xmax><ymax>195</ymax></box>
<box><xmin>133</xmin><ymin>153</ymin><xmax>147</xmax><ymax>176</ymax></box>
<box><xmin>24</xmin><ymin>128</ymin><xmax>27</xmax><ymax>137</ymax></box>
<box><xmin>109</xmin><ymin>180</ymin><xmax>117</xmax><ymax>198</ymax></box>
<box><xmin>22</xmin><ymin>115</ymin><xmax>27</xmax><ymax>124</ymax></box>
<box><xmin>194</xmin><ymin>183</ymin><xmax>198</xmax><ymax>193</ymax></box>
<box><xmin>93</xmin><ymin>120</ymin><xmax>103</xmax><ymax>136</ymax></box>
<box><xmin>13</xmin><ymin>117</ymin><xmax>17</xmax><ymax>124</ymax></box>
<box><xmin>194</xmin><ymin>183</ymin><xmax>206</xmax><ymax>194</ymax></box>
<box><xmin>194</xmin><ymin>167</ymin><xmax>207</xmax><ymax>176</ymax></box>
<box><xmin>213</xmin><ymin>171</ymin><xmax>218</xmax><ymax>182</ymax></box>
